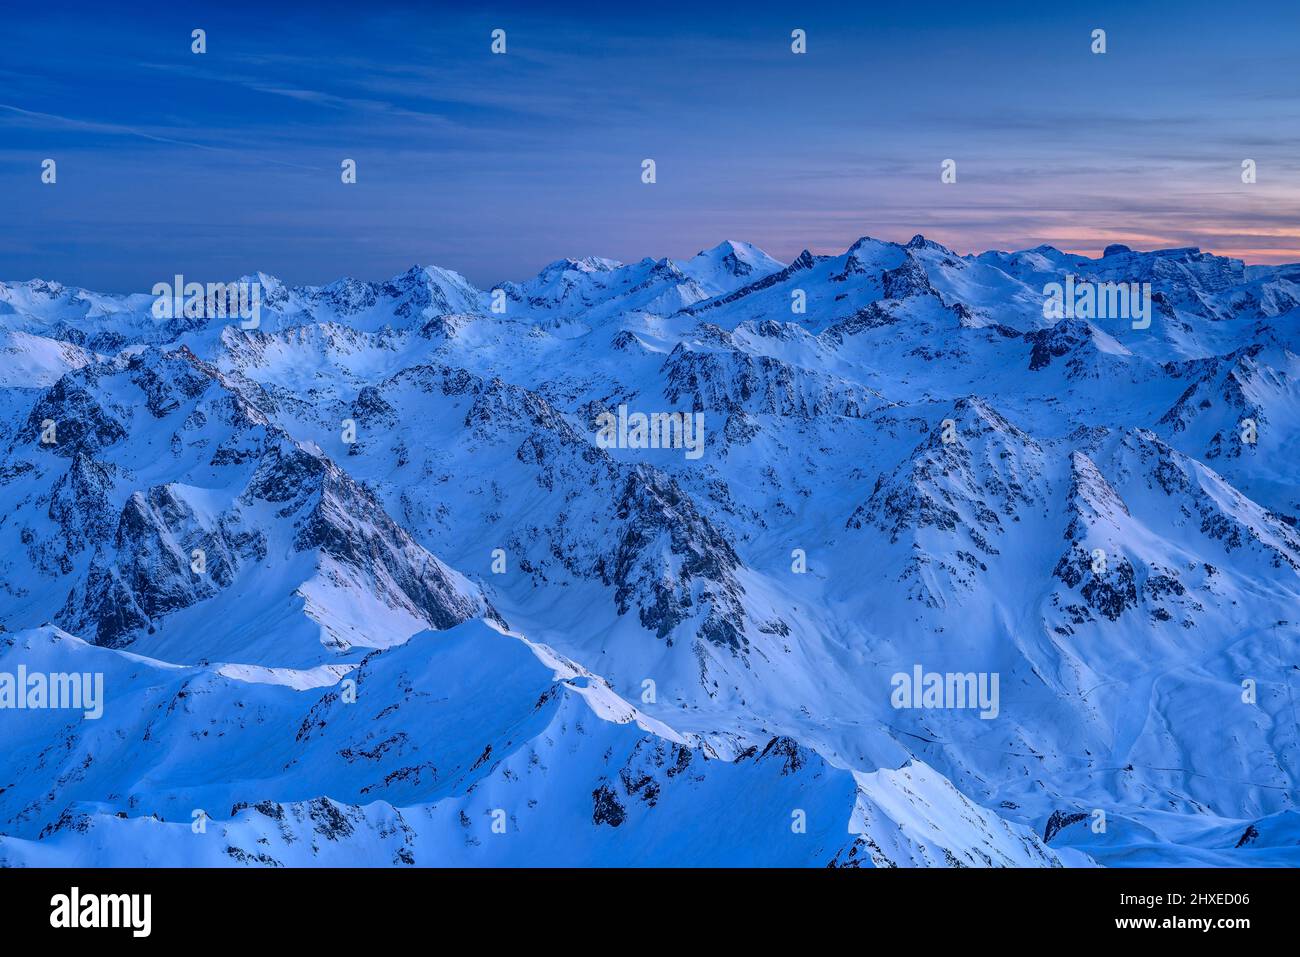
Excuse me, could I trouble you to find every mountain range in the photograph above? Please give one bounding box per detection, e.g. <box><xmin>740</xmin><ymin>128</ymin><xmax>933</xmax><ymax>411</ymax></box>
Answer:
<box><xmin>1</xmin><ymin>235</ymin><xmax>1297</xmax><ymax>866</ymax></box>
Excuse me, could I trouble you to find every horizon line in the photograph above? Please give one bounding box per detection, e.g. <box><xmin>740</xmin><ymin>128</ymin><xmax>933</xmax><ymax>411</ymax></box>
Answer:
<box><xmin>5</xmin><ymin>235</ymin><xmax>1298</xmax><ymax>296</ymax></box>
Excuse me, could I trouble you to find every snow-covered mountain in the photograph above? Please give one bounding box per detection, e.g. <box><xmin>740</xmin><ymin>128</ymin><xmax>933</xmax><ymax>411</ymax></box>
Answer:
<box><xmin>1</xmin><ymin>236</ymin><xmax>1297</xmax><ymax>867</ymax></box>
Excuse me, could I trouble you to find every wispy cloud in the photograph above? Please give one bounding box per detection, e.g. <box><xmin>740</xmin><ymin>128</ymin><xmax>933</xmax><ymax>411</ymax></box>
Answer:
<box><xmin>0</xmin><ymin>103</ymin><xmax>324</xmax><ymax>170</ymax></box>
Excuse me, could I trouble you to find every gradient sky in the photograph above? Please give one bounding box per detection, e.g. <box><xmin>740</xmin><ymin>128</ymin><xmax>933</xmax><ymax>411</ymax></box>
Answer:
<box><xmin>4</xmin><ymin>0</ymin><xmax>1300</xmax><ymax>291</ymax></box>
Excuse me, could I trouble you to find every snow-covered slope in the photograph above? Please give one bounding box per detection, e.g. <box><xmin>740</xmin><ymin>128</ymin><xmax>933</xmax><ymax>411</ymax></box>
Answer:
<box><xmin>1</xmin><ymin>236</ymin><xmax>1297</xmax><ymax>867</ymax></box>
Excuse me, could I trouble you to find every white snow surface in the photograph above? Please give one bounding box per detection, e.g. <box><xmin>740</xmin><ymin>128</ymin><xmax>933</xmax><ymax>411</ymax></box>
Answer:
<box><xmin>1</xmin><ymin>236</ymin><xmax>1298</xmax><ymax>867</ymax></box>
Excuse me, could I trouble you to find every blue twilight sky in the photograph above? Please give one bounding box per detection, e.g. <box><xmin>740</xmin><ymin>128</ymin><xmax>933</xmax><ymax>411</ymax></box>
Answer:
<box><xmin>3</xmin><ymin>0</ymin><xmax>1299</xmax><ymax>292</ymax></box>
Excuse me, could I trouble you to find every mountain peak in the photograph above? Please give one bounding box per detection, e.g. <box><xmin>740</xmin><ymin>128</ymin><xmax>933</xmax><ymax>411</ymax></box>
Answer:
<box><xmin>539</xmin><ymin>256</ymin><xmax>621</xmax><ymax>277</ymax></box>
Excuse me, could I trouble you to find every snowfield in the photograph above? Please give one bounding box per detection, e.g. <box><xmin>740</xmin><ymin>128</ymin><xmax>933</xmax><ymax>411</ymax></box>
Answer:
<box><xmin>0</xmin><ymin>236</ymin><xmax>1297</xmax><ymax>867</ymax></box>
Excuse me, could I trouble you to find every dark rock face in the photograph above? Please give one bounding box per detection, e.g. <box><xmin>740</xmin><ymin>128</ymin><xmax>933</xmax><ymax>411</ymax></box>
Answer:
<box><xmin>128</xmin><ymin>348</ymin><xmax>211</xmax><ymax>417</ymax></box>
<box><xmin>1053</xmin><ymin>547</ymin><xmax>1139</xmax><ymax>621</ymax></box>
<box><xmin>1130</xmin><ymin>432</ymin><xmax>1300</xmax><ymax>571</ymax></box>
<box><xmin>1043</xmin><ymin>809</ymin><xmax>1089</xmax><ymax>842</ymax></box>
<box><xmin>400</xmin><ymin>363</ymin><xmax>772</xmax><ymax>659</ymax></box>
<box><xmin>719</xmin><ymin>249</ymin><xmax>753</xmax><ymax>277</ymax></box>
<box><xmin>60</xmin><ymin>483</ymin><xmax>258</xmax><ymax>647</ymax></box>
<box><xmin>1159</xmin><ymin>345</ymin><xmax>1266</xmax><ymax>463</ymax></box>
<box><xmin>352</xmin><ymin>386</ymin><xmax>397</xmax><ymax>428</ymax></box>
<box><xmin>756</xmin><ymin>736</ymin><xmax>807</xmax><ymax>775</ymax></box>
<box><xmin>821</xmin><ymin>302</ymin><xmax>901</xmax><ymax>343</ymax></box>
<box><xmin>591</xmin><ymin>784</ymin><xmax>626</xmax><ymax>827</ymax></box>
<box><xmin>661</xmin><ymin>345</ymin><xmax>878</xmax><ymax>419</ymax></box>
<box><xmin>1051</xmin><ymin>451</ymin><xmax>1140</xmax><ymax>621</ymax></box>
<box><xmin>47</xmin><ymin>454</ymin><xmax>117</xmax><ymax>553</ymax></box>
<box><xmin>880</xmin><ymin>254</ymin><xmax>936</xmax><ymax>301</ymax></box>
<box><xmin>1049</xmin><ymin>436</ymin><xmax>1295</xmax><ymax>632</ymax></box>
<box><xmin>465</xmin><ymin>377</ymin><xmax>576</xmax><ymax>439</ymax></box>
<box><xmin>251</xmin><ymin>441</ymin><xmax>485</xmax><ymax>633</ymax></box>
<box><xmin>314</xmin><ymin>278</ymin><xmax>379</xmax><ymax>315</ymax></box>
<box><xmin>382</xmin><ymin>266</ymin><xmax>472</xmax><ymax>320</ymax></box>
<box><xmin>1025</xmin><ymin>319</ymin><xmax>1093</xmax><ymax>371</ymax></box>
<box><xmin>3</xmin><ymin>347</ymin><xmax>491</xmax><ymax>649</ymax></box>
<box><xmin>23</xmin><ymin>373</ymin><xmax>127</xmax><ymax>459</ymax></box>
<box><xmin>847</xmin><ymin>398</ymin><xmax>1036</xmax><ymax>547</ymax></box>
<box><xmin>610</xmin><ymin>330</ymin><xmax>640</xmax><ymax>351</ymax></box>
<box><xmin>113</xmin><ymin>487</ymin><xmax>221</xmax><ymax>606</ymax></box>
<box><xmin>607</xmin><ymin>466</ymin><xmax>749</xmax><ymax>650</ymax></box>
